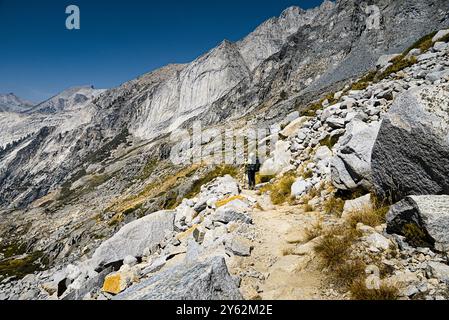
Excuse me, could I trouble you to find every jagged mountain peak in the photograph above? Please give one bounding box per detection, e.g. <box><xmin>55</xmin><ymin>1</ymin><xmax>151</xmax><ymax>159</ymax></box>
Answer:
<box><xmin>27</xmin><ymin>85</ymin><xmax>106</xmax><ymax>114</ymax></box>
<box><xmin>0</xmin><ymin>93</ymin><xmax>33</xmax><ymax>113</ymax></box>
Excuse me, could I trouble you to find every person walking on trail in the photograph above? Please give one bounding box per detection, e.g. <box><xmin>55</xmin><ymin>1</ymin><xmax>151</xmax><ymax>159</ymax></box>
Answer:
<box><xmin>246</xmin><ymin>153</ymin><xmax>261</xmax><ymax>190</ymax></box>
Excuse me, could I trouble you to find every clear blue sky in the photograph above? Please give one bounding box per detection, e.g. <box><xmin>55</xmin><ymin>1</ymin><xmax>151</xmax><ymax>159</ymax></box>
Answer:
<box><xmin>0</xmin><ymin>0</ymin><xmax>324</xmax><ymax>103</ymax></box>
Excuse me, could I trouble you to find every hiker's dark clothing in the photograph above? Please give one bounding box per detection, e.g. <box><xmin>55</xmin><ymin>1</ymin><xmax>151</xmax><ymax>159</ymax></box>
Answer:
<box><xmin>246</xmin><ymin>158</ymin><xmax>261</xmax><ymax>190</ymax></box>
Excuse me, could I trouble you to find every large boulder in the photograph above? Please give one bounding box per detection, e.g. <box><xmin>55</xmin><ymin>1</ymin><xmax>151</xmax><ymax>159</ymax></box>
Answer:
<box><xmin>211</xmin><ymin>203</ymin><xmax>252</xmax><ymax>225</ymax></box>
<box><xmin>386</xmin><ymin>195</ymin><xmax>449</xmax><ymax>252</ymax></box>
<box><xmin>279</xmin><ymin>116</ymin><xmax>310</xmax><ymax>138</ymax></box>
<box><xmin>432</xmin><ymin>29</ymin><xmax>449</xmax><ymax>42</ymax></box>
<box><xmin>331</xmin><ymin>119</ymin><xmax>381</xmax><ymax>191</ymax></box>
<box><xmin>259</xmin><ymin>140</ymin><xmax>292</xmax><ymax>176</ymax></box>
<box><xmin>113</xmin><ymin>257</ymin><xmax>242</xmax><ymax>300</ymax></box>
<box><xmin>372</xmin><ymin>85</ymin><xmax>449</xmax><ymax>201</ymax></box>
<box><xmin>90</xmin><ymin>210</ymin><xmax>176</xmax><ymax>268</ymax></box>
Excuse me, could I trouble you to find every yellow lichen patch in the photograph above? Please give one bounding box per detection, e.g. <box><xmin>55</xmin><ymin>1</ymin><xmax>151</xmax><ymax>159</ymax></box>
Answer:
<box><xmin>175</xmin><ymin>224</ymin><xmax>199</xmax><ymax>241</ymax></box>
<box><xmin>102</xmin><ymin>273</ymin><xmax>122</xmax><ymax>294</ymax></box>
<box><xmin>215</xmin><ymin>195</ymin><xmax>245</xmax><ymax>208</ymax></box>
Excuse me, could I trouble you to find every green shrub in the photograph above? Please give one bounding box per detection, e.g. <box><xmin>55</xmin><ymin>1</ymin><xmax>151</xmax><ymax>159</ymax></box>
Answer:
<box><xmin>0</xmin><ymin>251</ymin><xmax>47</xmax><ymax>280</ymax></box>
<box><xmin>300</xmin><ymin>101</ymin><xmax>323</xmax><ymax>117</ymax></box>
<box><xmin>256</xmin><ymin>173</ymin><xmax>275</xmax><ymax>184</ymax></box>
<box><xmin>440</xmin><ymin>33</ymin><xmax>449</xmax><ymax>43</ymax></box>
<box><xmin>351</xmin><ymin>71</ymin><xmax>377</xmax><ymax>91</ymax></box>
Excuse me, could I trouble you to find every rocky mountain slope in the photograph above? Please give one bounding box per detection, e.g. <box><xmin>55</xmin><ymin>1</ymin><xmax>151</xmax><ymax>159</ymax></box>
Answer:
<box><xmin>1</xmin><ymin>0</ymin><xmax>449</xmax><ymax>300</ymax></box>
<box><xmin>0</xmin><ymin>93</ymin><xmax>32</xmax><ymax>113</ymax></box>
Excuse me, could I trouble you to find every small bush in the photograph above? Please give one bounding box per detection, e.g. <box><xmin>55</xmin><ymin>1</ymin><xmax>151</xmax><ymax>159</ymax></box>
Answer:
<box><xmin>323</xmin><ymin>195</ymin><xmax>345</xmax><ymax>217</ymax></box>
<box><xmin>319</xmin><ymin>135</ymin><xmax>341</xmax><ymax>150</ymax></box>
<box><xmin>346</xmin><ymin>205</ymin><xmax>389</xmax><ymax>229</ymax></box>
<box><xmin>334</xmin><ymin>260</ymin><xmax>366</xmax><ymax>287</ymax></box>
<box><xmin>256</xmin><ymin>173</ymin><xmax>275</xmax><ymax>184</ymax></box>
<box><xmin>351</xmin><ymin>71</ymin><xmax>377</xmax><ymax>91</ymax></box>
<box><xmin>303</xmin><ymin>221</ymin><xmax>323</xmax><ymax>242</ymax></box>
<box><xmin>314</xmin><ymin>227</ymin><xmax>357</xmax><ymax>268</ymax></box>
<box><xmin>303</xmin><ymin>203</ymin><xmax>314</xmax><ymax>212</ymax></box>
<box><xmin>350</xmin><ymin>279</ymin><xmax>399</xmax><ymax>300</ymax></box>
<box><xmin>260</xmin><ymin>172</ymin><xmax>296</xmax><ymax>205</ymax></box>
<box><xmin>440</xmin><ymin>33</ymin><xmax>449</xmax><ymax>43</ymax></box>
<box><xmin>300</xmin><ymin>101</ymin><xmax>323</xmax><ymax>117</ymax></box>
<box><xmin>0</xmin><ymin>251</ymin><xmax>47</xmax><ymax>280</ymax></box>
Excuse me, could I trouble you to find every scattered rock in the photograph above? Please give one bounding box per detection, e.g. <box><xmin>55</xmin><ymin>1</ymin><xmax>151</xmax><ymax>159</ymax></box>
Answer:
<box><xmin>90</xmin><ymin>210</ymin><xmax>175</xmax><ymax>268</ymax></box>
<box><xmin>331</xmin><ymin>119</ymin><xmax>381</xmax><ymax>191</ymax></box>
<box><xmin>342</xmin><ymin>194</ymin><xmax>372</xmax><ymax>218</ymax></box>
<box><xmin>114</xmin><ymin>257</ymin><xmax>242</xmax><ymax>300</ymax></box>
<box><xmin>432</xmin><ymin>29</ymin><xmax>449</xmax><ymax>42</ymax></box>
<box><xmin>427</xmin><ymin>262</ymin><xmax>449</xmax><ymax>284</ymax></box>
<box><xmin>364</xmin><ymin>233</ymin><xmax>391</xmax><ymax>251</ymax></box>
<box><xmin>226</xmin><ymin>236</ymin><xmax>252</xmax><ymax>257</ymax></box>
<box><xmin>387</xmin><ymin>195</ymin><xmax>449</xmax><ymax>252</ymax></box>
<box><xmin>280</xmin><ymin>116</ymin><xmax>310</xmax><ymax>138</ymax></box>
<box><xmin>212</xmin><ymin>205</ymin><xmax>252</xmax><ymax>225</ymax></box>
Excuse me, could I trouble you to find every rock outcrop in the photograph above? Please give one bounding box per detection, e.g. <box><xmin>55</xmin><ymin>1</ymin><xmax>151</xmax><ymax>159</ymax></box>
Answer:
<box><xmin>90</xmin><ymin>210</ymin><xmax>176</xmax><ymax>268</ymax></box>
<box><xmin>331</xmin><ymin>119</ymin><xmax>381</xmax><ymax>191</ymax></box>
<box><xmin>114</xmin><ymin>257</ymin><xmax>242</xmax><ymax>300</ymax></box>
<box><xmin>372</xmin><ymin>85</ymin><xmax>449</xmax><ymax>201</ymax></box>
<box><xmin>386</xmin><ymin>195</ymin><xmax>449</xmax><ymax>252</ymax></box>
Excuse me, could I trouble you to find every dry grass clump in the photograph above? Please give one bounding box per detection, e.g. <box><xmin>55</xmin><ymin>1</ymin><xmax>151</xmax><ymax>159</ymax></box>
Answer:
<box><xmin>404</xmin><ymin>31</ymin><xmax>437</xmax><ymax>55</ymax></box>
<box><xmin>350</xmin><ymin>71</ymin><xmax>377</xmax><ymax>91</ymax></box>
<box><xmin>314</xmin><ymin>225</ymin><xmax>359</xmax><ymax>269</ymax></box>
<box><xmin>350</xmin><ymin>279</ymin><xmax>399</xmax><ymax>300</ymax></box>
<box><xmin>260</xmin><ymin>172</ymin><xmax>296</xmax><ymax>205</ymax></box>
<box><xmin>346</xmin><ymin>205</ymin><xmax>389</xmax><ymax>229</ymax></box>
<box><xmin>377</xmin><ymin>56</ymin><xmax>417</xmax><ymax>81</ymax></box>
<box><xmin>255</xmin><ymin>173</ymin><xmax>275</xmax><ymax>184</ymax></box>
<box><xmin>303</xmin><ymin>220</ymin><xmax>323</xmax><ymax>242</ymax></box>
<box><xmin>315</xmin><ymin>224</ymin><xmax>399</xmax><ymax>300</ymax></box>
<box><xmin>334</xmin><ymin>260</ymin><xmax>366</xmax><ymax>287</ymax></box>
<box><xmin>299</xmin><ymin>92</ymin><xmax>338</xmax><ymax>117</ymax></box>
<box><xmin>322</xmin><ymin>195</ymin><xmax>345</xmax><ymax>217</ymax></box>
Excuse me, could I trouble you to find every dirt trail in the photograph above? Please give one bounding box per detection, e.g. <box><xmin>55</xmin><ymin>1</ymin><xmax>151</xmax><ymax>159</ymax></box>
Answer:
<box><xmin>229</xmin><ymin>190</ymin><xmax>340</xmax><ymax>300</ymax></box>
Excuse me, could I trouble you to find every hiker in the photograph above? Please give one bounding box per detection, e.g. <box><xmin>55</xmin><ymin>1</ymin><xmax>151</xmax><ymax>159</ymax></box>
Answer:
<box><xmin>246</xmin><ymin>153</ymin><xmax>261</xmax><ymax>190</ymax></box>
